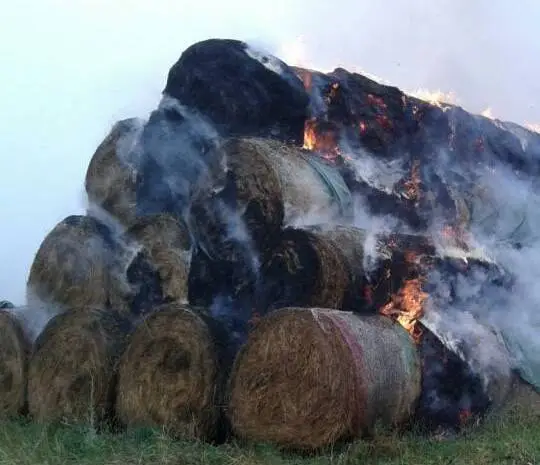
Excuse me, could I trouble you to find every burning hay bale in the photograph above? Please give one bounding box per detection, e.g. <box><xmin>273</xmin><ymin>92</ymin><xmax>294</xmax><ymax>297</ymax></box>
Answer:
<box><xmin>85</xmin><ymin>118</ymin><xmax>144</xmax><ymax>227</ymax></box>
<box><xmin>164</xmin><ymin>39</ymin><xmax>309</xmax><ymax>144</ymax></box>
<box><xmin>188</xmin><ymin>139</ymin><xmax>354</xmax><ymax>312</ymax></box>
<box><xmin>228</xmin><ymin>308</ymin><xmax>421</xmax><ymax>450</ymax></box>
<box><xmin>27</xmin><ymin>308</ymin><xmax>132</xmax><ymax>425</ymax></box>
<box><xmin>191</xmin><ymin>137</ymin><xmax>354</xmax><ymax>253</ymax></box>
<box><xmin>125</xmin><ymin>213</ymin><xmax>192</xmax><ymax>305</ymax></box>
<box><xmin>116</xmin><ymin>303</ymin><xmax>231</xmax><ymax>441</ymax></box>
<box><xmin>27</xmin><ymin>215</ymin><xmax>131</xmax><ymax>314</ymax></box>
<box><xmin>0</xmin><ymin>310</ymin><xmax>31</xmax><ymax>418</ymax></box>
<box><xmin>260</xmin><ymin>224</ymin><xmax>435</xmax><ymax>313</ymax></box>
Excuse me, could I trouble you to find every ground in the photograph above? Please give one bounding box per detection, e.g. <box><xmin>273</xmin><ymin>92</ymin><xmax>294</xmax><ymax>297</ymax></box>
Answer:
<box><xmin>0</xmin><ymin>407</ymin><xmax>538</xmax><ymax>465</ymax></box>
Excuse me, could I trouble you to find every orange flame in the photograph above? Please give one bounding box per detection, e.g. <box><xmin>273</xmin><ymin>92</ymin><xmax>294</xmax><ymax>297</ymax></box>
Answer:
<box><xmin>302</xmin><ymin>119</ymin><xmax>340</xmax><ymax>162</ymax></box>
<box><xmin>402</xmin><ymin>159</ymin><xmax>421</xmax><ymax>202</ymax></box>
<box><xmin>459</xmin><ymin>409</ymin><xmax>472</xmax><ymax>425</ymax></box>
<box><xmin>380</xmin><ymin>277</ymin><xmax>428</xmax><ymax>342</ymax></box>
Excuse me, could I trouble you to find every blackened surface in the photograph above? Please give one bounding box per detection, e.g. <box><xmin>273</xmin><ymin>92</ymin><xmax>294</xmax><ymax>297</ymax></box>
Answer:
<box><xmin>415</xmin><ymin>326</ymin><xmax>491</xmax><ymax>432</ymax></box>
<box><xmin>164</xmin><ymin>39</ymin><xmax>309</xmax><ymax>144</ymax></box>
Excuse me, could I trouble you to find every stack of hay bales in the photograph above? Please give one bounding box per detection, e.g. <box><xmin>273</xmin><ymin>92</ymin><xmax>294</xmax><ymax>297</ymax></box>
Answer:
<box><xmin>3</xmin><ymin>37</ymin><xmax>529</xmax><ymax>453</ymax></box>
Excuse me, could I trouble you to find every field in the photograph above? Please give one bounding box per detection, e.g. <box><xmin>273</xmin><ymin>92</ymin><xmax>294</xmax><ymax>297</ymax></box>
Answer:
<box><xmin>0</xmin><ymin>408</ymin><xmax>537</xmax><ymax>465</ymax></box>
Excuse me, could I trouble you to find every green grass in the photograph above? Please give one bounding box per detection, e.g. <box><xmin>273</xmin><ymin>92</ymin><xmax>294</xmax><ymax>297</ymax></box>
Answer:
<box><xmin>0</xmin><ymin>411</ymin><xmax>538</xmax><ymax>465</ymax></box>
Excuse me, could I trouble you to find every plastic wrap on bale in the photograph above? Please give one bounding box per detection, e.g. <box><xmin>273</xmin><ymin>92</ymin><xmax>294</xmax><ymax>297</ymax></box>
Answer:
<box><xmin>27</xmin><ymin>308</ymin><xmax>132</xmax><ymax>426</ymax></box>
<box><xmin>26</xmin><ymin>215</ymin><xmax>132</xmax><ymax>315</ymax></box>
<box><xmin>0</xmin><ymin>309</ymin><xmax>31</xmax><ymax>418</ymax></box>
<box><xmin>164</xmin><ymin>39</ymin><xmax>309</xmax><ymax>144</ymax></box>
<box><xmin>125</xmin><ymin>213</ymin><xmax>192</xmax><ymax>305</ymax></box>
<box><xmin>116</xmin><ymin>303</ymin><xmax>232</xmax><ymax>442</ymax></box>
<box><xmin>228</xmin><ymin>308</ymin><xmax>421</xmax><ymax>451</ymax></box>
<box><xmin>85</xmin><ymin>118</ymin><xmax>144</xmax><ymax>228</ymax></box>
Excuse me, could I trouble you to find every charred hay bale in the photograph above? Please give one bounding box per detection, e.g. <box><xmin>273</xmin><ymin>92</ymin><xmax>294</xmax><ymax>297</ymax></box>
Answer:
<box><xmin>260</xmin><ymin>226</ymin><xmax>363</xmax><ymax>312</ymax></box>
<box><xmin>501</xmin><ymin>377</ymin><xmax>540</xmax><ymax>417</ymax></box>
<box><xmin>414</xmin><ymin>324</ymin><xmax>513</xmax><ymax>433</ymax></box>
<box><xmin>27</xmin><ymin>215</ymin><xmax>131</xmax><ymax>314</ymax></box>
<box><xmin>228</xmin><ymin>308</ymin><xmax>421</xmax><ymax>450</ymax></box>
<box><xmin>125</xmin><ymin>213</ymin><xmax>192</xmax><ymax>305</ymax></box>
<box><xmin>191</xmin><ymin>137</ymin><xmax>353</xmax><ymax>254</ymax></box>
<box><xmin>0</xmin><ymin>301</ymin><xmax>14</xmax><ymax>309</ymax></box>
<box><xmin>0</xmin><ymin>310</ymin><xmax>31</xmax><ymax>418</ymax></box>
<box><xmin>164</xmin><ymin>39</ymin><xmax>309</xmax><ymax>144</ymax></box>
<box><xmin>116</xmin><ymin>303</ymin><xmax>231</xmax><ymax>441</ymax></box>
<box><xmin>85</xmin><ymin>118</ymin><xmax>144</xmax><ymax>227</ymax></box>
<box><xmin>27</xmin><ymin>308</ymin><xmax>132</xmax><ymax>425</ymax></box>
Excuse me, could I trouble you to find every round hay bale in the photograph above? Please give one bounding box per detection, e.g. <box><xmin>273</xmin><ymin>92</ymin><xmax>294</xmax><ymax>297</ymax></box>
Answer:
<box><xmin>0</xmin><ymin>310</ymin><xmax>31</xmax><ymax>418</ymax></box>
<box><xmin>27</xmin><ymin>215</ymin><xmax>131</xmax><ymax>314</ymax></box>
<box><xmin>260</xmin><ymin>226</ymin><xmax>355</xmax><ymax>311</ymax></box>
<box><xmin>85</xmin><ymin>118</ymin><xmax>144</xmax><ymax>227</ymax></box>
<box><xmin>116</xmin><ymin>303</ymin><xmax>231</xmax><ymax>441</ymax></box>
<box><xmin>27</xmin><ymin>307</ymin><xmax>132</xmax><ymax>425</ymax></box>
<box><xmin>228</xmin><ymin>308</ymin><xmax>421</xmax><ymax>450</ymax></box>
<box><xmin>163</xmin><ymin>38</ymin><xmax>309</xmax><ymax>143</ymax></box>
<box><xmin>191</xmin><ymin>137</ymin><xmax>353</xmax><ymax>255</ymax></box>
<box><xmin>126</xmin><ymin>213</ymin><xmax>192</xmax><ymax>305</ymax></box>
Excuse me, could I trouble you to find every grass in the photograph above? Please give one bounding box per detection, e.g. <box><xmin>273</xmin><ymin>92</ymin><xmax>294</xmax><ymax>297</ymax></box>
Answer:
<box><xmin>0</xmin><ymin>410</ymin><xmax>537</xmax><ymax>465</ymax></box>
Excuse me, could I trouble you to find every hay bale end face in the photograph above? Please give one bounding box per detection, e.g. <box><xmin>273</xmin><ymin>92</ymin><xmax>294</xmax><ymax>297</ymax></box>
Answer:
<box><xmin>85</xmin><ymin>118</ymin><xmax>144</xmax><ymax>228</ymax></box>
<box><xmin>117</xmin><ymin>303</ymin><xmax>230</xmax><ymax>441</ymax></box>
<box><xmin>27</xmin><ymin>308</ymin><xmax>132</xmax><ymax>426</ymax></box>
<box><xmin>26</xmin><ymin>215</ymin><xmax>130</xmax><ymax>314</ymax></box>
<box><xmin>126</xmin><ymin>213</ymin><xmax>192</xmax><ymax>305</ymax></box>
<box><xmin>260</xmin><ymin>227</ymin><xmax>352</xmax><ymax>311</ymax></box>
<box><xmin>228</xmin><ymin>308</ymin><xmax>421</xmax><ymax>450</ymax></box>
<box><xmin>0</xmin><ymin>310</ymin><xmax>31</xmax><ymax>418</ymax></box>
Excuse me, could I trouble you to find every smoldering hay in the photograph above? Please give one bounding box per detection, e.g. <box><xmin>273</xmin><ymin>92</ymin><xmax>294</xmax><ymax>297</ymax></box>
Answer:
<box><xmin>16</xmin><ymin>36</ymin><xmax>540</xmax><ymax>446</ymax></box>
<box><xmin>227</xmin><ymin>308</ymin><xmax>421</xmax><ymax>450</ymax></box>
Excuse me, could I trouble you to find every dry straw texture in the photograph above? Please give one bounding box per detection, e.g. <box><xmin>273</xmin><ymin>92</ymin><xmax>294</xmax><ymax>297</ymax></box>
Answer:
<box><xmin>192</xmin><ymin>137</ymin><xmax>352</xmax><ymax>251</ymax></box>
<box><xmin>26</xmin><ymin>215</ymin><xmax>130</xmax><ymax>314</ymax></box>
<box><xmin>27</xmin><ymin>308</ymin><xmax>132</xmax><ymax>426</ymax></box>
<box><xmin>126</xmin><ymin>213</ymin><xmax>192</xmax><ymax>304</ymax></box>
<box><xmin>116</xmin><ymin>303</ymin><xmax>228</xmax><ymax>441</ymax></box>
<box><xmin>260</xmin><ymin>226</ymin><xmax>353</xmax><ymax>310</ymax></box>
<box><xmin>85</xmin><ymin>118</ymin><xmax>143</xmax><ymax>228</ymax></box>
<box><xmin>0</xmin><ymin>310</ymin><xmax>30</xmax><ymax>418</ymax></box>
<box><xmin>228</xmin><ymin>308</ymin><xmax>421</xmax><ymax>451</ymax></box>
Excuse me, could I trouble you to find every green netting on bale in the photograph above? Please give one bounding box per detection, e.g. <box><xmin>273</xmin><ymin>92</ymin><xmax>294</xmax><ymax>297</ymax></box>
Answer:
<box><xmin>301</xmin><ymin>153</ymin><xmax>354</xmax><ymax>218</ymax></box>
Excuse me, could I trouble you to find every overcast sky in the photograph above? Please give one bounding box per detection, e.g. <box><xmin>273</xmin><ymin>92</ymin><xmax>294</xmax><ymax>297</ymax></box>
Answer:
<box><xmin>1</xmin><ymin>0</ymin><xmax>539</xmax><ymax>305</ymax></box>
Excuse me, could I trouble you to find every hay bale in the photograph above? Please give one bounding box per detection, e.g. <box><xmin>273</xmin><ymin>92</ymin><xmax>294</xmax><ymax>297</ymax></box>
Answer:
<box><xmin>126</xmin><ymin>213</ymin><xmax>192</xmax><ymax>305</ymax></box>
<box><xmin>26</xmin><ymin>215</ymin><xmax>131</xmax><ymax>314</ymax></box>
<box><xmin>260</xmin><ymin>225</ymin><xmax>369</xmax><ymax>311</ymax></box>
<box><xmin>164</xmin><ymin>39</ymin><xmax>309</xmax><ymax>143</ymax></box>
<box><xmin>116</xmin><ymin>303</ymin><xmax>231</xmax><ymax>441</ymax></box>
<box><xmin>191</xmin><ymin>137</ymin><xmax>353</xmax><ymax>254</ymax></box>
<box><xmin>27</xmin><ymin>307</ymin><xmax>132</xmax><ymax>425</ymax></box>
<box><xmin>228</xmin><ymin>308</ymin><xmax>421</xmax><ymax>450</ymax></box>
<box><xmin>85</xmin><ymin>118</ymin><xmax>144</xmax><ymax>227</ymax></box>
<box><xmin>0</xmin><ymin>310</ymin><xmax>31</xmax><ymax>418</ymax></box>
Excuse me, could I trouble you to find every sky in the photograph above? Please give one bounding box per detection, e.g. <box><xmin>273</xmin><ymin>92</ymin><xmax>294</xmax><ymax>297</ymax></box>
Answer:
<box><xmin>1</xmin><ymin>0</ymin><xmax>539</xmax><ymax>305</ymax></box>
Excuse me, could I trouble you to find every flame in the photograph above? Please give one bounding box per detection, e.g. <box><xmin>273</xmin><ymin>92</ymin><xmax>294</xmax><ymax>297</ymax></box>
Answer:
<box><xmin>302</xmin><ymin>119</ymin><xmax>340</xmax><ymax>162</ymax></box>
<box><xmin>481</xmin><ymin>107</ymin><xmax>495</xmax><ymax>119</ymax></box>
<box><xmin>525</xmin><ymin>122</ymin><xmax>540</xmax><ymax>134</ymax></box>
<box><xmin>408</xmin><ymin>88</ymin><xmax>458</xmax><ymax>108</ymax></box>
<box><xmin>380</xmin><ymin>276</ymin><xmax>428</xmax><ymax>343</ymax></box>
<box><xmin>401</xmin><ymin>159</ymin><xmax>421</xmax><ymax>201</ymax></box>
